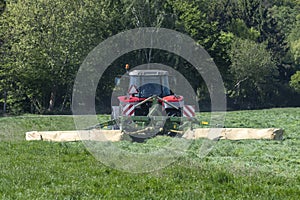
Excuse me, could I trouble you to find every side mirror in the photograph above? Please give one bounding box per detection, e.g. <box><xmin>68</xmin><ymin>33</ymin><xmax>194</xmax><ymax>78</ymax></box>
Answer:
<box><xmin>114</xmin><ymin>77</ymin><xmax>121</xmax><ymax>86</ymax></box>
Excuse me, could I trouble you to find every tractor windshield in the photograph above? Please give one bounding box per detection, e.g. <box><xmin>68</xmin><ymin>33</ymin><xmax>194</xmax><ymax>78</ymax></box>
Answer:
<box><xmin>137</xmin><ymin>83</ymin><xmax>172</xmax><ymax>98</ymax></box>
<box><xmin>130</xmin><ymin>75</ymin><xmax>172</xmax><ymax>98</ymax></box>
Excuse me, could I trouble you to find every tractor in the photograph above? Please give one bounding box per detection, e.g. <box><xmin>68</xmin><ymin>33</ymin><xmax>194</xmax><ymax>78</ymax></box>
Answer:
<box><xmin>105</xmin><ymin>68</ymin><xmax>199</xmax><ymax>140</ymax></box>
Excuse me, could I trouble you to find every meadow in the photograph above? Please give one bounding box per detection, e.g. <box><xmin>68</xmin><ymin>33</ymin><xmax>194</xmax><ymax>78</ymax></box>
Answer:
<box><xmin>0</xmin><ymin>108</ymin><xmax>299</xmax><ymax>199</ymax></box>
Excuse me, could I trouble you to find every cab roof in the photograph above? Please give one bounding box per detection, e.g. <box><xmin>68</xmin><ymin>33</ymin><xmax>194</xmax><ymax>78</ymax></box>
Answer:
<box><xmin>128</xmin><ymin>70</ymin><xmax>169</xmax><ymax>76</ymax></box>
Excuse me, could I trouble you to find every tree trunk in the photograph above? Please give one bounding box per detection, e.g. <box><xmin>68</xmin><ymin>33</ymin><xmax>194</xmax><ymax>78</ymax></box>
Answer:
<box><xmin>60</xmin><ymin>94</ymin><xmax>68</xmax><ymax>112</ymax></box>
<box><xmin>48</xmin><ymin>91</ymin><xmax>56</xmax><ymax>111</ymax></box>
<box><xmin>32</xmin><ymin>98</ymin><xmax>42</xmax><ymax>114</ymax></box>
<box><xmin>3</xmin><ymin>90</ymin><xmax>7</xmax><ymax>114</ymax></box>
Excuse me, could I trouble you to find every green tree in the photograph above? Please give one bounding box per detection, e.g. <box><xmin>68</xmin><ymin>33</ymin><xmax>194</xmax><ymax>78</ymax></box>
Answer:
<box><xmin>124</xmin><ymin>0</ymin><xmax>170</xmax><ymax>28</ymax></box>
<box><xmin>288</xmin><ymin>14</ymin><xmax>300</xmax><ymax>64</ymax></box>
<box><xmin>2</xmin><ymin>0</ymin><xmax>82</xmax><ymax>112</ymax></box>
<box><xmin>0</xmin><ymin>0</ymin><xmax>114</xmax><ymax>113</ymax></box>
<box><xmin>228</xmin><ymin>38</ymin><xmax>279</xmax><ymax>108</ymax></box>
<box><xmin>290</xmin><ymin>71</ymin><xmax>300</xmax><ymax>92</ymax></box>
<box><xmin>0</xmin><ymin>0</ymin><xmax>5</xmax><ymax>15</ymax></box>
<box><xmin>170</xmin><ymin>0</ymin><xmax>218</xmax><ymax>48</ymax></box>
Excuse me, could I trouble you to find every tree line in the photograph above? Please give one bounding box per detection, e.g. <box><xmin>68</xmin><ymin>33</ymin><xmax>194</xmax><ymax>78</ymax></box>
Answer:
<box><xmin>0</xmin><ymin>0</ymin><xmax>300</xmax><ymax>114</ymax></box>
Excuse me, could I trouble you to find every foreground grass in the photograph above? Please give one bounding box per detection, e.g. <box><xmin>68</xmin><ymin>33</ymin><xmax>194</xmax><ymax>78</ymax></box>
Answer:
<box><xmin>0</xmin><ymin>108</ymin><xmax>299</xmax><ymax>199</ymax></box>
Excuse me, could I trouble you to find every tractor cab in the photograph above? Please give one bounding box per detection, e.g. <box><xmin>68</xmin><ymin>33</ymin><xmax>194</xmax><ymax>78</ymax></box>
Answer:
<box><xmin>128</xmin><ymin>70</ymin><xmax>172</xmax><ymax>98</ymax></box>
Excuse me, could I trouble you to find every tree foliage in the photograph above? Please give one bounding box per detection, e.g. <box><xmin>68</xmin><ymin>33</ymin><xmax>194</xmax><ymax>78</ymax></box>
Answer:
<box><xmin>0</xmin><ymin>0</ymin><xmax>300</xmax><ymax>114</ymax></box>
<box><xmin>228</xmin><ymin>38</ymin><xmax>279</xmax><ymax>108</ymax></box>
<box><xmin>0</xmin><ymin>0</ymin><xmax>118</xmax><ymax>113</ymax></box>
<box><xmin>290</xmin><ymin>71</ymin><xmax>300</xmax><ymax>92</ymax></box>
<box><xmin>288</xmin><ymin>14</ymin><xmax>300</xmax><ymax>64</ymax></box>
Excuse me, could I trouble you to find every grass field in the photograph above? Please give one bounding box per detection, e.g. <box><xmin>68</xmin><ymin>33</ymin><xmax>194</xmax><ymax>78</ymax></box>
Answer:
<box><xmin>0</xmin><ymin>108</ymin><xmax>299</xmax><ymax>199</ymax></box>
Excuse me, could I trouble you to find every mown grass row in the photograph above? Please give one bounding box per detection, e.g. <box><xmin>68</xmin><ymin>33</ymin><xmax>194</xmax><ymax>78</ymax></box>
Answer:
<box><xmin>0</xmin><ymin>108</ymin><xmax>299</xmax><ymax>199</ymax></box>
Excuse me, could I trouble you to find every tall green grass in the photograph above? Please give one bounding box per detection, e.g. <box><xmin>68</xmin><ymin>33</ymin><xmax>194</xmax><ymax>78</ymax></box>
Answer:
<box><xmin>0</xmin><ymin>108</ymin><xmax>299</xmax><ymax>199</ymax></box>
